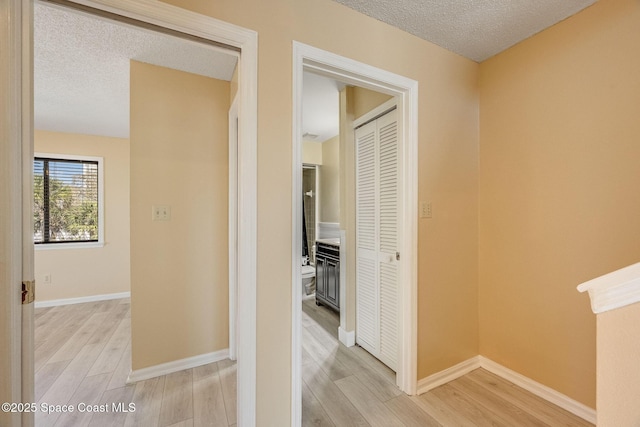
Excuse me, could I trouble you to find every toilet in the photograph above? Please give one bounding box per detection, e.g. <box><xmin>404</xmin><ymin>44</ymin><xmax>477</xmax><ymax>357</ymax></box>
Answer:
<box><xmin>301</xmin><ymin>265</ymin><xmax>316</xmax><ymax>295</ymax></box>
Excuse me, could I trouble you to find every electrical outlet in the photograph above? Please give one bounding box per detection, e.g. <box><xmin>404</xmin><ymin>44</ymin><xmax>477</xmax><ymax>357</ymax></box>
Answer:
<box><xmin>420</xmin><ymin>201</ymin><xmax>432</xmax><ymax>219</ymax></box>
<box><xmin>152</xmin><ymin>205</ymin><xmax>171</xmax><ymax>221</ymax></box>
<box><xmin>43</xmin><ymin>274</ymin><xmax>52</xmax><ymax>284</ymax></box>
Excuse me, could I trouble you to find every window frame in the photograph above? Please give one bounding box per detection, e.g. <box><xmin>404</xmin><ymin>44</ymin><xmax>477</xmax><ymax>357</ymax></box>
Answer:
<box><xmin>34</xmin><ymin>152</ymin><xmax>105</xmax><ymax>250</ymax></box>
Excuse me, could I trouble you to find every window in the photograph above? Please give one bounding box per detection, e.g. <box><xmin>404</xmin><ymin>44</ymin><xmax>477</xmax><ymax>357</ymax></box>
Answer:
<box><xmin>33</xmin><ymin>154</ymin><xmax>104</xmax><ymax>246</ymax></box>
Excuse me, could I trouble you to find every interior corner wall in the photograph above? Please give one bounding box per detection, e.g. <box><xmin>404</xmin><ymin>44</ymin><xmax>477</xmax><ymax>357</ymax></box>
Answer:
<box><xmin>351</xmin><ymin>87</ymin><xmax>393</xmax><ymax>119</ymax></box>
<box><xmin>129</xmin><ymin>61</ymin><xmax>230</xmax><ymax>370</ymax></box>
<box><xmin>302</xmin><ymin>141</ymin><xmax>322</xmax><ymax>165</ymax></box>
<box><xmin>320</xmin><ymin>135</ymin><xmax>339</xmax><ymax>223</ymax></box>
<box><xmin>478</xmin><ymin>0</ymin><xmax>640</xmax><ymax>409</ymax></box>
<box><xmin>34</xmin><ymin>130</ymin><xmax>130</xmax><ymax>302</ymax></box>
<box><xmin>161</xmin><ymin>0</ymin><xmax>479</xmax><ymax>423</ymax></box>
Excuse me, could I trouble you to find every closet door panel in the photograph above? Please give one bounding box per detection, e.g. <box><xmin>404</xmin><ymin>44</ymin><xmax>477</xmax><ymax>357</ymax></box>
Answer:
<box><xmin>355</xmin><ymin>121</ymin><xmax>379</xmax><ymax>354</ymax></box>
<box><xmin>355</xmin><ymin>108</ymin><xmax>399</xmax><ymax>372</ymax></box>
<box><xmin>356</xmin><ymin>257</ymin><xmax>377</xmax><ymax>352</ymax></box>
<box><xmin>379</xmin><ymin>262</ymin><xmax>398</xmax><ymax>370</ymax></box>
<box><xmin>377</xmin><ymin>110</ymin><xmax>399</xmax><ymax>371</ymax></box>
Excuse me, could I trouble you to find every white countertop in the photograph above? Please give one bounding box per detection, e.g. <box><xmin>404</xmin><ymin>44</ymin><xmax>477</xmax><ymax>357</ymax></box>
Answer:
<box><xmin>316</xmin><ymin>238</ymin><xmax>340</xmax><ymax>247</ymax></box>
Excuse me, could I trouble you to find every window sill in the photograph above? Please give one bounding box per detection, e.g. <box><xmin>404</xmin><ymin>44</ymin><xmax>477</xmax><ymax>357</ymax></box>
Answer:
<box><xmin>35</xmin><ymin>242</ymin><xmax>105</xmax><ymax>251</ymax></box>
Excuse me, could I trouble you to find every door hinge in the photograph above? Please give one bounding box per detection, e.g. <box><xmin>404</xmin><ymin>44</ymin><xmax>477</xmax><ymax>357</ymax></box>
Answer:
<box><xmin>22</xmin><ymin>280</ymin><xmax>35</xmax><ymax>305</ymax></box>
<box><xmin>396</xmin><ymin>252</ymin><xmax>400</xmax><ymax>261</ymax></box>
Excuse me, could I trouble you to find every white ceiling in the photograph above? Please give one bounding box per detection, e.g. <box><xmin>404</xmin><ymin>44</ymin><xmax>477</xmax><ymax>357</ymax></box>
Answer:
<box><xmin>34</xmin><ymin>3</ymin><xmax>238</xmax><ymax>139</ymax></box>
<box><xmin>332</xmin><ymin>0</ymin><xmax>597</xmax><ymax>62</ymax></box>
<box><xmin>302</xmin><ymin>72</ymin><xmax>345</xmax><ymax>143</ymax></box>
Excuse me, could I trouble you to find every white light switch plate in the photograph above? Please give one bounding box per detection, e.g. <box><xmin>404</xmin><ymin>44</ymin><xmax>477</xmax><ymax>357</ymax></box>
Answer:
<box><xmin>420</xmin><ymin>201</ymin><xmax>432</xmax><ymax>219</ymax></box>
<box><xmin>152</xmin><ymin>205</ymin><xmax>171</xmax><ymax>221</ymax></box>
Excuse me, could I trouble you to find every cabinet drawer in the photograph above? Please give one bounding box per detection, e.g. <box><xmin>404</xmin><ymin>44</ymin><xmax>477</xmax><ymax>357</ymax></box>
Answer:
<box><xmin>316</xmin><ymin>242</ymin><xmax>339</xmax><ymax>259</ymax></box>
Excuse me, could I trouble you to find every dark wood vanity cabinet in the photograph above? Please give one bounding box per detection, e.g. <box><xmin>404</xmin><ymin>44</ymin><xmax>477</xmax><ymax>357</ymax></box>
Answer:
<box><xmin>315</xmin><ymin>242</ymin><xmax>340</xmax><ymax>312</ymax></box>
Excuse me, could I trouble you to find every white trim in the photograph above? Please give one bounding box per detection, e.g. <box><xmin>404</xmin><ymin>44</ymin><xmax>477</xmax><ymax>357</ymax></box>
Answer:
<box><xmin>352</xmin><ymin>98</ymin><xmax>398</xmax><ymax>129</ymax></box>
<box><xmin>291</xmin><ymin>45</ymin><xmax>304</xmax><ymax>427</ymax></box>
<box><xmin>20</xmin><ymin>1</ymin><xmax>258</xmax><ymax>425</ymax></box>
<box><xmin>416</xmin><ymin>356</ymin><xmax>596</xmax><ymax>424</ymax></box>
<box><xmin>126</xmin><ymin>349</ymin><xmax>229</xmax><ymax>383</ymax></box>
<box><xmin>416</xmin><ymin>356</ymin><xmax>481</xmax><ymax>394</ymax></box>
<box><xmin>34</xmin><ymin>291</ymin><xmax>130</xmax><ymax>308</ymax></box>
<box><xmin>35</xmin><ymin>242</ymin><xmax>104</xmax><ymax>250</ymax></box>
<box><xmin>228</xmin><ymin>95</ymin><xmax>238</xmax><ymax>361</ymax></box>
<box><xmin>235</xmin><ymin>23</ymin><xmax>258</xmax><ymax>427</ymax></box>
<box><xmin>577</xmin><ymin>261</ymin><xmax>640</xmax><ymax>314</ymax></box>
<box><xmin>338</xmin><ymin>229</ymin><xmax>347</xmax><ymax>334</ymax></box>
<box><xmin>338</xmin><ymin>327</ymin><xmax>355</xmax><ymax>347</ymax></box>
<box><xmin>292</xmin><ymin>41</ymin><xmax>419</xmax><ymax>427</ymax></box>
<box><xmin>479</xmin><ymin>356</ymin><xmax>597</xmax><ymax>424</ymax></box>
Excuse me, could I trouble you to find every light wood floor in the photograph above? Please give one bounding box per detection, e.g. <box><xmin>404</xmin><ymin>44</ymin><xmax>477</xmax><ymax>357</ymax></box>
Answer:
<box><xmin>301</xmin><ymin>297</ymin><xmax>594</xmax><ymax>427</ymax></box>
<box><xmin>35</xmin><ymin>298</ymin><xmax>593</xmax><ymax>426</ymax></box>
<box><xmin>34</xmin><ymin>299</ymin><xmax>236</xmax><ymax>427</ymax></box>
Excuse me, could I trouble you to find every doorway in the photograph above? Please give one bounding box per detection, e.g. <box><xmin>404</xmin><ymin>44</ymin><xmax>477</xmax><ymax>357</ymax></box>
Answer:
<box><xmin>291</xmin><ymin>42</ymin><xmax>419</xmax><ymax>424</ymax></box>
<box><xmin>0</xmin><ymin>0</ymin><xmax>258</xmax><ymax>424</ymax></box>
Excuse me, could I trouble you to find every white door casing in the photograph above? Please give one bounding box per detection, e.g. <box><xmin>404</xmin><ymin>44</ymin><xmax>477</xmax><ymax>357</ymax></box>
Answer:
<box><xmin>355</xmin><ymin>108</ymin><xmax>400</xmax><ymax>372</ymax></box>
<box><xmin>229</xmin><ymin>95</ymin><xmax>239</xmax><ymax>361</ymax></box>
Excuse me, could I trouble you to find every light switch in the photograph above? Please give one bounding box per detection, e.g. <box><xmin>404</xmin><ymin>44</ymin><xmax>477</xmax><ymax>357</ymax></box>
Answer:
<box><xmin>152</xmin><ymin>205</ymin><xmax>171</xmax><ymax>221</ymax></box>
<box><xmin>420</xmin><ymin>201</ymin><xmax>432</xmax><ymax>219</ymax></box>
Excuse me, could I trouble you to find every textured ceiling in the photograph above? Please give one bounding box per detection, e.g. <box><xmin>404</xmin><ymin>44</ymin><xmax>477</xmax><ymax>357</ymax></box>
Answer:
<box><xmin>332</xmin><ymin>0</ymin><xmax>597</xmax><ymax>62</ymax></box>
<box><xmin>34</xmin><ymin>3</ymin><xmax>238</xmax><ymax>138</ymax></box>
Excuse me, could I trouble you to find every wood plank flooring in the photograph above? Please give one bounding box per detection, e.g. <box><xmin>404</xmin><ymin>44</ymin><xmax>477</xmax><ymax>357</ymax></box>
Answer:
<box><xmin>35</xmin><ymin>297</ymin><xmax>593</xmax><ymax>426</ymax></box>
<box><xmin>301</xmin><ymin>297</ymin><xmax>594</xmax><ymax>427</ymax></box>
<box><xmin>34</xmin><ymin>299</ymin><xmax>236</xmax><ymax>427</ymax></box>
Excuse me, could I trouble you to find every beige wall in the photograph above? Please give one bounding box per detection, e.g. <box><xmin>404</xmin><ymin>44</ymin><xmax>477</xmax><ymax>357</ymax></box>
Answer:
<box><xmin>320</xmin><ymin>135</ymin><xmax>339</xmax><ymax>223</ymax></box>
<box><xmin>597</xmin><ymin>302</ymin><xmax>640</xmax><ymax>426</ymax></box>
<box><xmin>130</xmin><ymin>61</ymin><xmax>230</xmax><ymax>370</ymax></box>
<box><xmin>34</xmin><ymin>130</ymin><xmax>130</xmax><ymax>301</ymax></box>
<box><xmin>302</xmin><ymin>141</ymin><xmax>322</xmax><ymax>165</ymax></box>
<box><xmin>339</xmin><ymin>87</ymin><xmax>357</xmax><ymax>332</ymax></box>
<box><xmin>163</xmin><ymin>0</ymin><xmax>479</xmax><ymax>423</ymax></box>
<box><xmin>352</xmin><ymin>87</ymin><xmax>393</xmax><ymax>119</ymax></box>
<box><xmin>479</xmin><ymin>0</ymin><xmax>640</xmax><ymax>408</ymax></box>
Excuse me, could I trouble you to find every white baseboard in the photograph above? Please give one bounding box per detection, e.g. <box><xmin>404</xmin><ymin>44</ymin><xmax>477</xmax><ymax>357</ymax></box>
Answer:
<box><xmin>127</xmin><ymin>348</ymin><xmax>229</xmax><ymax>384</ymax></box>
<box><xmin>417</xmin><ymin>356</ymin><xmax>481</xmax><ymax>394</ymax></box>
<box><xmin>35</xmin><ymin>291</ymin><xmax>130</xmax><ymax>308</ymax></box>
<box><xmin>416</xmin><ymin>355</ymin><xmax>596</xmax><ymax>424</ymax></box>
<box><xmin>338</xmin><ymin>327</ymin><xmax>355</xmax><ymax>347</ymax></box>
<box><xmin>478</xmin><ymin>356</ymin><xmax>596</xmax><ymax>424</ymax></box>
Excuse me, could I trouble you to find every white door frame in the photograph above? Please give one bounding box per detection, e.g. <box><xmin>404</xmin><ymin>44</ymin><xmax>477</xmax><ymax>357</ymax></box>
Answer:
<box><xmin>291</xmin><ymin>41</ymin><xmax>418</xmax><ymax>426</ymax></box>
<box><xmin>228</xmin><ymin>94</ymin><xmax>238</xmax><ymax>361</ymax></box>
<box><xmin>2</xmin><ymin>0</ymin><xmax>258</xmax><ymax>425</ymax></box>
<box><xmin>1</xmin><ymin>1</ymin><xmax>33</xmax><ymax>425</ymax></box>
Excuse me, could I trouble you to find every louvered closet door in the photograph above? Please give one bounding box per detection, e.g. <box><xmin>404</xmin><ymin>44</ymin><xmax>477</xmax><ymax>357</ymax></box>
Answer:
<box><xmin>355</xmin><ymin>108</ymin><xmax>399</xmax><ymax>372</ymax></box>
